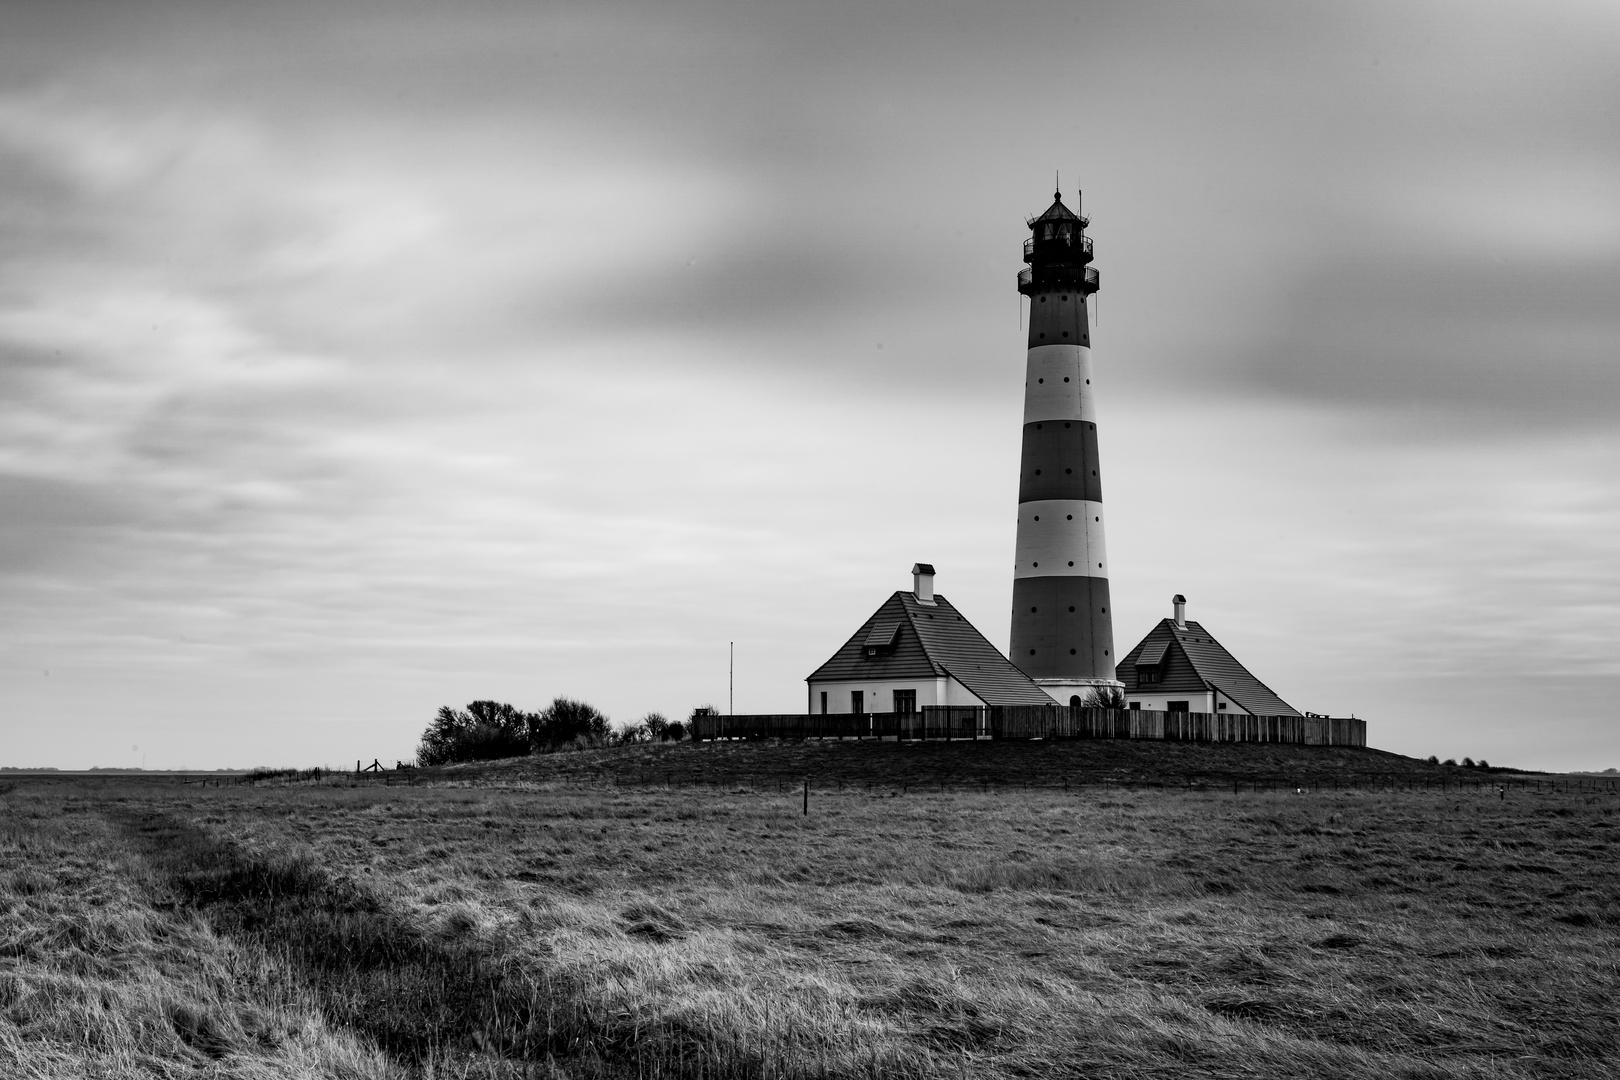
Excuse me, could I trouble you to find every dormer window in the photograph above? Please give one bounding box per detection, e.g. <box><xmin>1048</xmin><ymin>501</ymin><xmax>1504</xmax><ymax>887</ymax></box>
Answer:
<box><xmin>1135</xmin><ymin>640</ymin><xmax>1168</xmax><ymax>685</ymax></box>
<box><xmin>863</xmin><ymin>622</ymin><xmax>901</xmax><ymax>659</ymax></box>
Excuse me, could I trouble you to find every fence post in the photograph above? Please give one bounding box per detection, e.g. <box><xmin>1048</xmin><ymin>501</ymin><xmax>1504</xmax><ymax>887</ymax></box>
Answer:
<box><xmin>803</xmin><ymin>778</ymin><xmax>809</xmax><ymax>816</ymax></box>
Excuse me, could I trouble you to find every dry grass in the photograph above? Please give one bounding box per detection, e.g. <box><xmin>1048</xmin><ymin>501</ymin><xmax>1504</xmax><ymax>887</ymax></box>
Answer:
<box><xmin>2</xmin><ymin>762</ymin><xmax>1617</xmax><ymax>1078</ymax></box>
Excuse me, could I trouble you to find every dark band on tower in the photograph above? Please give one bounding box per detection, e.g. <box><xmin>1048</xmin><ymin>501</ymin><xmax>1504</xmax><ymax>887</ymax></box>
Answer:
<box><xmin>1010</xmin><ymin>190</ymin><xmax>1118</xmax><ymax>695</ymax></box>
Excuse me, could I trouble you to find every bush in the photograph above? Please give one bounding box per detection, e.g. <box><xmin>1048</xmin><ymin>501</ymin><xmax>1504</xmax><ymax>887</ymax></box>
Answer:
<box><xmin>418</xmin><ymin>702</ymin><xmax>531</xmax><ymax>766</ymax></box>
<box><xmin>612</xmin><ymin>720</ymin><xmax>650</xmax><ymax>746</ymax></box>
<box><xmin>1083</xmin><ymin>686</ymin><xmax>1127</xmax><ymax>710</ymax></box>
<box><xmin>611</xmin><ymin>712</ymin><xmax>679</xmax><ymax>746</ymax></box>
<box><xmin>1462</xmin><ymin>757</ymin><xmax>1476</xmax><ymax>768</ymax></box>
<box><xmin>530</xmin><ymin>697</ymin><xmax>610</xmax><ymax>752</ymax></box>
<box><xmin>1443</xmin><ymin>758</ymin><xmax>1458</xmax><ymax>767</ymax></box>
<box><xmin>1426</xmin><ymin>755</ymin><xmax>1440</xmax><ymax>765</ymax></box>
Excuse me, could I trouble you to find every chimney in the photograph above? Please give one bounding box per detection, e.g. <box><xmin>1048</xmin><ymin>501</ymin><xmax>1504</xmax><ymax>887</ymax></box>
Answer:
<box><xmin>912</xmin><ymin>563</ymin><xmax>936</xmax><ymax>605</ymax></box>
<box><xmin>1172</xmin><ymin>593</ymin><xmax>1187</xmax><ymax>627</ymax></box>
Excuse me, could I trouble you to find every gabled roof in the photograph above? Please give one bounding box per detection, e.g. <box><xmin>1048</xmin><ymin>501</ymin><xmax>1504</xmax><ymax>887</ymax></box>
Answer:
<box><xmin>807</xmin><ymin>592</ymin><xmax>1054</xmax><ymax>707</ymax></box>
<box><xmin>1118</xmin><ymin>619</ymin><xmax>1300</xmax><ymax>717</ymax></box>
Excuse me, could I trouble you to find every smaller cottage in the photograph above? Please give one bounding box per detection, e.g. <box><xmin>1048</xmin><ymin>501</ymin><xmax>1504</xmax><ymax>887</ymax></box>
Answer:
<box><xmin>1117</xmin><ymin>594</ymin><xmax>1300</xmax><ymax>716</ymax></box>
<box><xmin>806</xmin><ymin>564</ymin><xmax>1055</xmax><ymax>714</ymax></box>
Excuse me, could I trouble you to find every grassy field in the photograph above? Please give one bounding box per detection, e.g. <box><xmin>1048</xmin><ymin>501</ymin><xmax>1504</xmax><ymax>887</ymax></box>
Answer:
<box><xmin>2</xmin><ymin>746</ymin><xmax>1617</xmax><ymax>1078</ymax></box>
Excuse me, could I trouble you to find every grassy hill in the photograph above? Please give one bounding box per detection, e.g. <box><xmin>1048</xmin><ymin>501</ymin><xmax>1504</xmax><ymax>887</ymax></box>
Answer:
<box><xmin>439</xmin><ymin>737</ymin><xmax>1481</xmax><ymax>791</ymax></box>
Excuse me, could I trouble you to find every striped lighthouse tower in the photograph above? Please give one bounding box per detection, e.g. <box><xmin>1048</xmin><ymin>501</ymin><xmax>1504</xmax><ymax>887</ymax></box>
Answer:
<box><xmin>1010</xmin><ymin>189</ymin><xmax>1120</xmax><ymax>703</ymax></box>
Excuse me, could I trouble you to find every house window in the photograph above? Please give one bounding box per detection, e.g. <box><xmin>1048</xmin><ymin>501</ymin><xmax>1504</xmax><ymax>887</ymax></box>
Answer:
<box><xmin>1137</xmin><ymin>665</ymin><xmax>1161</xmax><ymax>685</ymax></box>
<box><xmin>851</xmin><ymin>690</ymin><xmax>864</xmax><ymax>716</ymax></box>
<box><xmin>820</xmin><ymin>691</ymin><xmax>827</xmax><ymax>715</ymax></box>
<box><xmin>894</xmin><ymin>689</ymin><xmax>916</xmax><ymax>715</ymax></box>
<box><xmin>1129</xmin><ymin>702</ymin><xmax>1141</xmax><ymax>711</ymax></box>
<box><xmin>1167</xmin><ymin>700</ymin><xmax>1190</xmax><ymax>713</ymax></box>
<box><xmin>1216</xmin><ymin>702</ymin><xmax>1227</xmax><ymax>711</ymax></box>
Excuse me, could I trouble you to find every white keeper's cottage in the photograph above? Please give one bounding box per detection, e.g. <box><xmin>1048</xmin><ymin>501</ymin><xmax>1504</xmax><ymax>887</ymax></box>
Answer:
<box><xmin>1117</xmin><ymin>595</ymin><xmax>1301</xmax><ymax>717</ymax></box>
<box><xmin>805</xmin><ymin>565</ymin><xmax>1055</xmax><ymax>716</ymax></box>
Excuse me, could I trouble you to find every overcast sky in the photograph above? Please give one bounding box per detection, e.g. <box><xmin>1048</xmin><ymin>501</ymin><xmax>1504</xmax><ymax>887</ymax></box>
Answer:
<box><xmin>3</xmin><ymin>1</ymin><xmax>1617</xmax><ymax>771</ymax></box>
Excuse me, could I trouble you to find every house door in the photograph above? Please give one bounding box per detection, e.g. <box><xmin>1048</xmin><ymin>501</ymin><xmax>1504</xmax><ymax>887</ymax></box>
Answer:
<box><xmin>850</xmin><ymin>690</ymin><xmax>865</xmax><ymax>739</ymax></box>
<box><xmin>894</xmin><ymin>689</ymin><xmax>917</xmax><ymax>739</ymax></box>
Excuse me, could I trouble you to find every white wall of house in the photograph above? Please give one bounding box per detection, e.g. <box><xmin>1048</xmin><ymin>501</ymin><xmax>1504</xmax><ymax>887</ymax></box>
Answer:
<box><xmin>1126</xmin><ymin>688</ymin><xmax>1219</xmax><ymax>714</ymax></box>
<box><xmin>807</xmin><ymin>677</ymin><xmax>983</xmax><ymax>713</ymax></box>
<box><xmin>1122</xmin><ymin>688</ymin><xmax>1254</xmax><ymax>714</ymax></box>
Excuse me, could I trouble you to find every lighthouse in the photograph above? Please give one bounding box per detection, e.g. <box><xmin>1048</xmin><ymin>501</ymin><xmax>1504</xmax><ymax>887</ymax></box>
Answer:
<box><xmin>1010</xmin><ymin>189</ymin><xmax>1121</xmax><ymax>704</ymax></box>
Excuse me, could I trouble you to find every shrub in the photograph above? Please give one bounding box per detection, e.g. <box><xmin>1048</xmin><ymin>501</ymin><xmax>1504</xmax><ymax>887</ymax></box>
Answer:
<box><xmin>529</xmin><ymin>697</ymin><xmax>610</xmax><ymax>752</ymax></box>
<box><xmin>1083</xmin><ymin>686</ymin><xmax>1127</xmax><ymax>710</ymax></box>
<box><xmin>665</xmin><ymin>721</ymin><xmax>686</xmax><ymax>741</ymax></box>
<box><xmin>612</xmin><ymin>713</ymin><xmax>673</xmax><ymax>745</ymax></box>
<box><xmin>1462</xmin><ymin>757</ymin><xmax>1476</xmax><ymax>768</ymax></box>
<box><xmin>1443</xmin><ymin>758</ymin><xmax>1458</xmax><ymax>767</ymax></box>
<box><xmin>1426</xmin><ymin>755</ymin><xmax>1440</xmax><ymax>765</ymax></box>
<box><xmin>418</xmin><ymin>702</ymin><xmax>531</xmax><ymax>765</ymax></box>
<box><xmin>612</xmin><ymin>721</ymin><xmax>650</xmax><ymax>746</ymax></box>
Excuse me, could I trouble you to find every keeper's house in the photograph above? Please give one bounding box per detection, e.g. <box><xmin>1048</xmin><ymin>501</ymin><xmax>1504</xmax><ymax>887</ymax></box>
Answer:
<box><xmin>1119</xmin><ymin>594</ymin><xmax>1301</xmax><ymax>716</ymax></box>
<box><xmin>806</xmin><ymin>564</ymin><xmax>1055</xmax><ymax>715</ymax></box>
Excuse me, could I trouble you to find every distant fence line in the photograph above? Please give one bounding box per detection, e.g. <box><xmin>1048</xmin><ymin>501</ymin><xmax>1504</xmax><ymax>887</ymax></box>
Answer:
<box><xmin>690</xmin><ymin>706</ymin><xmax>1367</xmax><ymax>747</ymax></box>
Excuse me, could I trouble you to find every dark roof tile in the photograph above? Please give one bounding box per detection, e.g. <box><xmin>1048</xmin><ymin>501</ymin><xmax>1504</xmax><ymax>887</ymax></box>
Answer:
<box><xmin>863</xmin><ymin>622</ymin><xmax>901</xmax><ymax>649</ymax></box>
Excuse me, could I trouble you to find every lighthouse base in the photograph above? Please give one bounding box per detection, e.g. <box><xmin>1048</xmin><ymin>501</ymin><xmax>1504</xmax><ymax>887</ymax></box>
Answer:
<box><xmin>1035</xmin><ymin>677</ymin><xmax>1125</xmax><ymax>708</ymax></box>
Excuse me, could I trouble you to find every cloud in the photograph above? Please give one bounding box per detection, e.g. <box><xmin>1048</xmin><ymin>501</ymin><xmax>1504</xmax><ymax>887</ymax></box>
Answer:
<box><xmin>1</xmin><ymin>1</ymin><xmax>1618</xmax><ymax>769</ymax></box>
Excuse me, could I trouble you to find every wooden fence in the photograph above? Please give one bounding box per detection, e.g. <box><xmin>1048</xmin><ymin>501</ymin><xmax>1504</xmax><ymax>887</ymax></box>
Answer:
<box><xmin>690</xmin><ymin>706</ymin><xmax>1365</xmax><ymax>747</ymax></box>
